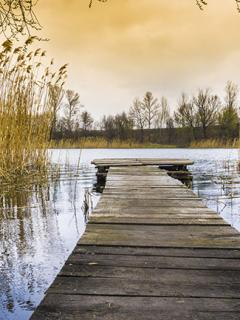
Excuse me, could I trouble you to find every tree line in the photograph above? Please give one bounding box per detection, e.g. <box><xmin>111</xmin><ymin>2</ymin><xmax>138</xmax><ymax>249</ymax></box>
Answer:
<box><xmin>51</xmin><ymin>81</ymin><xmax>240</xmax><ymax>145</ymax></box>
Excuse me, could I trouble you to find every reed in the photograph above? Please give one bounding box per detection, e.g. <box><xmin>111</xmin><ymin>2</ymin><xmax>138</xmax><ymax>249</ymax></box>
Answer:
<box><xmin>51</xmin><ymin>137</ymin><xmax>177</xmax><ymax>149</ymax></box>
<box><xmin>190</xmin><ymin>138</ymin><xmax>240</xmax><ymax>148</ymax></box>
<box><xmin>0</xmin><ymin>38</ymin><xmax>67</xmax><ymax>182</ymax></box>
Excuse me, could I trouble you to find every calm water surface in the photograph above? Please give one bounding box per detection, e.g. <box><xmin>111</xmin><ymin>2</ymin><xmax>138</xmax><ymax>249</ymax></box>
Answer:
<box><xmin>0</xmin><ymin>148</ymin><xmax>240</xmax><ymax>320</ymax></box>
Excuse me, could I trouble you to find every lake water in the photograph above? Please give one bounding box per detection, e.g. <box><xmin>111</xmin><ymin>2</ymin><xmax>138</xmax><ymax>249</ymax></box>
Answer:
<box><xmin>0</xmin><ymin>148</ymin><xmax>240</xmax><ymax>320</ymax></box>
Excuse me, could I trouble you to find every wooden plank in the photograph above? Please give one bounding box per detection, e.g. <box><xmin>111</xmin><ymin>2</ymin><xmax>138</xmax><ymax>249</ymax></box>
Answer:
<box><xmin>109</xmin><ymin>166</ymin><xmax>163</xmax><ymax>170</ymax></box>
<box><xmin>92</xmin><ymin>158</ymin><xmax>194</xmax><ymax>166</ymax></box>
<box><xmin>91</xmin><ymin>212</ymin><xmax>221</xmax><ymax>218</ymax></box>
<box><xmin>91</xmin><ymin>210</ymin><xmax>221</xmax><ymax>217</ymax></box>
<box><xmin>80</xmin><ymin>224</ymin><xmax>240</xmax><ymax>248</ymax></box>
<box><xmin>103</xmin><ymin>188</ymin><xmax>196</xmax><ymax>194</ymax></box>
<box><xmin>47</xmin><ymin>273</ymin><xmax>240</xmax><ymax>298</ymax></box>
<box><xmin>66</xmin><ymin>253</ymin><xmax>240</xmax><ymax>270</ymax></box>
<box><xmin>106</xmin><ymin>178</ymin><xmax>183</xmax><ymax>186</ymax></box>
<box><xmin>104</xmin><ymin>188</ymin><xmax>192</xmax><ymax>192</ymax></box>
<box><xmin>97</xmin><ymin>199</ymin><xmax>206</xmax><ymax>208</ymax></box>
<box><xmin>84</xmin><ymin>224</ymin><xmax>237</xmax><ymax>234</ymax></box>
<box><xmin>93</xmin><ymin>206</ymin><xmax>218</xmax><ymax>215</ymax></box>
<box><xmin>106</xmin><ymin>172</ymin><xmax>167</xmax><ymax>176</ymax></box>
<box><xmin>75</xmin><ymin>245</ymin><xmax>240</xmax><ymax>259</ymax></box>
<box><xmin>31</xmin><ymin>295</ymin><xmax>240</xmax><ymax>320</ymax></box>
<box><xmin>59</xmin><ymin>264</ymin><xmax>240</xmax><ymax>281</ymax></box>
<box><xmin>103</xmin><ymin>190</ymin><xmax>195</xmax><ymax>195</ymax></box>
<box><xmin>89</xmin><ymin>217</ymin><xmax>228</xmax><ymax>225</ymax></box>
<box><xmin>105</xmin><ymin>184</ymin><xmax>185</xmax><ymax>189</ymax></box>
<box><xmin>91</xmin><ymin>213</ymin><xmax>221</xmax><ymax>220</ymax></box>
<box><xmin>101</xmin><ymin>194</ymin><xmax>199</xmax><ymax>200</ymax></box>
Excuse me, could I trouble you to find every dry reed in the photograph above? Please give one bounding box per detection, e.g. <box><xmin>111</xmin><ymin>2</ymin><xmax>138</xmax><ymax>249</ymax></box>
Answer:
<box><xmin>190</xmin><ymin>139</ymin><xmax>240</xmax><ymax>148</ymax></box>
<box><xmin>51</xmin><ymin>137</ymin><xmax>177</xmax><ymax>149</ymax></box>
<box><xmin>0</xmin><ymin>38</ymin><xmax>67</xmax><ymax>182</ymax></box>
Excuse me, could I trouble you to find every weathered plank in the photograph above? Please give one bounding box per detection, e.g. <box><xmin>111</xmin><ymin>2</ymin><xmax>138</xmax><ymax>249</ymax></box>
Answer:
<box><xmin>93</xmin><ymin>206</ymin><xmax>218</xmax><ymax>215</ymax></box>
<box><xmin>75</xmin><ymin>245</ymin><xmax>240</xmax><ymax>259</ymax></box>
<box><xmin>97</xmin><ymin>199</ymin><xmax>206</xmax><ymax>208</ymax></box>
<box><xmin>66</xmin><ymin>253</ymin><xmax>240</xmax><ymax>270</ymax></box>
<box><xmin>99</xmin><ymin>189</ymin><xmax>201</xmax><ymax>199</ymax></box>
<box><xmin>89</xmin><ymin>217</ymin><xmax>228</xmax><ymax>225</ymax></box>
<box><xmin>47</xmin><ymin>274</ymin><xmax>240</xmax><ymax>298</ymax></box>
<box><xmin>31</xmin><ymin>295</ymin><xmax>240</xmax><ymax>320</ymax></box>
<box><xmin>103</xmin><ymin>189</ymin><xmax>196</xmax><ymax>195</ymax></box>
<box><xmin>92</xmin><ymin>158</ymin><xmax>194</xmax><ymax>167</ymax></box>
<box><xmin>106</xmin><ymin>178</ymin><xmax>184</xmax><ymax>186</ymax></box>
<box><xmin>81</xmin><ymin>224</ymin><xmax>240</xmax><ymax>248</ymax></box>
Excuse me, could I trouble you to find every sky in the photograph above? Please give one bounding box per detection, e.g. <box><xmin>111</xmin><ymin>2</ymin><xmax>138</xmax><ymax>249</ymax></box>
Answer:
<box><xmin>37</xmin><ymin>0</ymin><xmax>240</xmax><ymax>119</ymax></box>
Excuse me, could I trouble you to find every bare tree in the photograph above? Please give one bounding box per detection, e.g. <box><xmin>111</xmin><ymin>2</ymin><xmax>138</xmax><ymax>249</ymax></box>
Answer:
<box><xmin>218</xmin><ymin>81</ymin><xmax>239</xmax><ymax>138</ymax></box>
<box><xmin>114</xmin><ymin>112</ymin><xmax>133</xmax><ymax>140</ymax></box>
<box><xmin>154</xmin><ymin>96</ymin><xmax>170</xmax><ymax>128</ymax></box>
<box><xmin>49</xmin><ymin>85</ymin><xmax>64</xmax><ymax>139</ymax></box>
<box><xmin>64</xmin><ymin>90</ymin><xmax>81</xmax><ymax>133</ymax></box>
<box><xmin>129</xmin><ymin>98</ymin><xmax>146</xmax><ymax>129</ymax></box>
<box><xmin>102</xmin><ymin>115</ymin><xmax>115</xmax><ymax>141</ymax></box>
<box><xmin>142</xmin><ymin>92</ymin><xmax>159</xmax><ymax>129</ymax></box>
<box><xmin>194</xmin><ymin>89</ymin><xmax>221</xmax><ymax>139</ymax></box>
<box><xmin>224</xmin><ymin>81</ymin><xmax>239</xmax><ymax>109</ymax></box>
<box><xmin>129</xmin><ymin>98</ymin><xmax>146</xmax><ymax>142</ymax></box>
<box><xmin>81</xmin><ymin>111</ymin><xmax>94</xmax><ymax>133</ymax></box>
<box><xmin>174</xmin><ymin>93</ymin><xmax>196</xmax><ymax>129</ymax></box>
<box><xmin>166</xmin><ymin>117</ymin><xmax>175</xmax><ymax>143</ymax></box>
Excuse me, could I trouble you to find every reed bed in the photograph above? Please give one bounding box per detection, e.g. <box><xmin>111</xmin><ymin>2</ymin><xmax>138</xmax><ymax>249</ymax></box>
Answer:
<box><xmin>51</xmin><ymin>137</ymin><xmax>177</xmax><ymax>149</ymax></box>
<box><xmin>51</xmin><ymin>137</ymin><xmax>240</xmax><ymax>149</ymax></box>
<box><xmin>190</xmin><ymin>138</ymin><xmax>240</xmax><ymax>148</ymax></box>
<box><xmin>0</xmin><ymin>38</ymin><xmax>67</xmax><ymax>182</ymax></box>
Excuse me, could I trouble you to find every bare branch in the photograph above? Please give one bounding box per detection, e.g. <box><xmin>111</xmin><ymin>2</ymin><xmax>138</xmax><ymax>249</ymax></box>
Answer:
<box><xmin>236</xmin><ymin>0</ymin><xmax>240</xmax><ymax>12</ymax></box>
<box><xmin>196</xmin><ymin>0</ymin><xmax>207</xmax><ymax>11</ymax></box>
<box><xmin>0</xmin><ymin>0</ymin><xmax>41</xmax><ymax>39</ymax></box>
<box><xmin>89</xmin><ymin>0</ymin><xmax>240</xmax><ymax>13</ymax></box>
<box><xmin>89</xmin><ymin>0</ymin><xmax>108</xmax><ymax>8</ymax></box>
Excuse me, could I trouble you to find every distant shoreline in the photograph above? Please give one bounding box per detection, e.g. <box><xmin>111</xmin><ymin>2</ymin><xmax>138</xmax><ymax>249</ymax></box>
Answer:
<box><xmin>50</xmin><ymin>138</ymin><xmax>240</xmax><ymax>149</ymax></box>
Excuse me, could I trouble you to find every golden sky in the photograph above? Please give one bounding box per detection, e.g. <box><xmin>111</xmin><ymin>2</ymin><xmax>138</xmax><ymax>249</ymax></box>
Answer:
<box><xmin>37</xmin><ymin>0</ymin><xmax>240</xmax><ymax>118</ymax></box>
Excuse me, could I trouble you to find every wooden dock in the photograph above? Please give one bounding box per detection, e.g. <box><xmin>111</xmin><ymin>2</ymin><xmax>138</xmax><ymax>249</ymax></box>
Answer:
<box><xmin>31</xmin><ymin>159</ymin><xmax>240</xmax><ymax>320</ymax></box>
<box><xmin>92</xmin><ymin>157</ymin><xmax>194</xmax><ymax>171</ymax></box>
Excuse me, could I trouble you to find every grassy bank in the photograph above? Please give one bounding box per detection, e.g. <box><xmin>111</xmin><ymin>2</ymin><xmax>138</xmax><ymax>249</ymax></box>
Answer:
<box><xmin>190</xmin><ymin>139</ymin><xmax>240</xmax><ymax>148</ymax></box>
<box><xmin>50</xmin><ymin>137</ymin><xmax>240</xmax><ymax>149</ymax></box>
<box><xmin>51</xmin><ymin>137</ymin><xmax>177</xmax><ymax>149</ymax></box>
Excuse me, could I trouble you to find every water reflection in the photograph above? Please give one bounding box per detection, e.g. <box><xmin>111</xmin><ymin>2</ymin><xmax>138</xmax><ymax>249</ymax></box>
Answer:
<box><xmin>0</xmin><ymin>162</ymin><xmax>99</xmax><ymax>320</ymax></box>
<box><xmin>191</xmin><ymin>159</ymin><xmax>240</xmax><ymax>230</ymax></box>
<box><xmin>1</xmin><ymin>148</ymin><xmax>240</xmax><ymax>320</ymax></box>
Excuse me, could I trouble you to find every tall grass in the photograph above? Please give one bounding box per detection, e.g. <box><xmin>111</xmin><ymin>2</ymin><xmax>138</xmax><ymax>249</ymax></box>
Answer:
<box><xmin>51</xmin><ymin>137</ymin><xmax>177</xmax><ymax>149</ymax></box>
<box><xmin>0</xmin><ymin>38</ymin><xmax>67</xmax><ymax>182</ymax></box>
<box><xmin>190</xmin><ymin>139</ymin><xmax>240</xmax><ymax>148</ymax></box>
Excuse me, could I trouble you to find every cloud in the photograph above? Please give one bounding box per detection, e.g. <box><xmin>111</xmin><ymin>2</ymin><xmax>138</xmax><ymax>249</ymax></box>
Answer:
<box><xmin>37</xmin><ymin>0</ymin><xmax>240</xmax><ymax>117</ymax></box>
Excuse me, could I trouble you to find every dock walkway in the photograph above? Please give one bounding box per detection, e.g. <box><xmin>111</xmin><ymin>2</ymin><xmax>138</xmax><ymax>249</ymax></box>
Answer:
<box><xmin>32</xmin><ymin>160</ymin><xmax>240</xmax><ymax>320</ymax></box>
